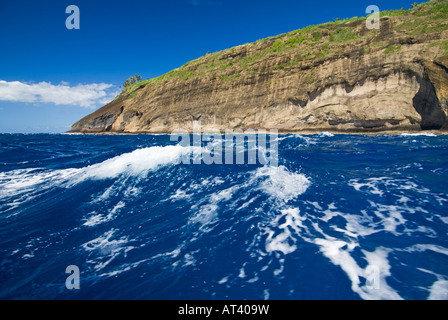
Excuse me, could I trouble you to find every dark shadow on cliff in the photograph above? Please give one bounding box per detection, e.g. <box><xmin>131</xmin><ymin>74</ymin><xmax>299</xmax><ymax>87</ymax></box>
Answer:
<box><xmin>413</xmin><ymin>75</ymin><xmax>446</xmax><ymax>130</ymax></box>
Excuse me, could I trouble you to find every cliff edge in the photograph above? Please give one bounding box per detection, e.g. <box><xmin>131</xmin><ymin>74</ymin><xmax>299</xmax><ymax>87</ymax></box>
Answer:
<box><xmin>70</xmin><ymin>0</ymin><xmax>448</xmax><ymax>134</ymax></box>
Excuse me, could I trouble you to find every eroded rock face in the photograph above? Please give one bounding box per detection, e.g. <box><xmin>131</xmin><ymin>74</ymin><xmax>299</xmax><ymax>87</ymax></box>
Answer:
<box><xmin>70</xmin><ymin>12</ymin><xmax>448</xmax><ymax>134</ymax></box>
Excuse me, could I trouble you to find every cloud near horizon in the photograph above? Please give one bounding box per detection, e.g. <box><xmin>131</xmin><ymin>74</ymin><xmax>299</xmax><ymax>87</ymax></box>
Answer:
<box><xmin>0</xmin><ymin>80</ymin><xmax>119</xmax><ymax>108</ymax></box>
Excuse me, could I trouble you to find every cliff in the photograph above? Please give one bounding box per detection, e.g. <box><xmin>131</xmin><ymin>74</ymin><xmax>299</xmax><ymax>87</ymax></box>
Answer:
<box><xmin>70</xmin><ymin>0</ymin><xmax>448</xmax><ymax>134</ymax></box>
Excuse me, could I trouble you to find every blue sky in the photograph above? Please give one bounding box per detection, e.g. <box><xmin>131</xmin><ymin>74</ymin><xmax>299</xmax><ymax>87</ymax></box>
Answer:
<box><xmin>0</xmin><ymin>0</ymin><xmax>426</xmax><ymax>133</ymax></box>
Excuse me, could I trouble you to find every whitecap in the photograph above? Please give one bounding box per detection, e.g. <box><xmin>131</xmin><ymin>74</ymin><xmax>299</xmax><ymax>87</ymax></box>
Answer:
<box><xmin>254</xmin><ymin>166</ymin><xmax>311</xmax><ymax>203</ymax></box>
<box><xmin>0</xmin><ymin>168</ymin><xmax>80</xmax><ymax>199</ymax></box>
<box><xmin>0</xmin><ymin>144</ymin><xmax>194</xmax><ymax>210</ymax></box>
<box><xmin>80</xmin><ymin>145</ymin><xmax>193</xmax><ymax>180</ymax></box>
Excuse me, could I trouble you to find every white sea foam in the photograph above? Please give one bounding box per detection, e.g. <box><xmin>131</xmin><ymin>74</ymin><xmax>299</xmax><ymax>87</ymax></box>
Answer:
<box><xmin>190</xmin><ymin>203</ymin><xmax>219</xmax><ymax>225</ymax></box>
<box><xmin>349</xmin><ymin>177</ymin><xmax>431</xmax><ymax>198</ymax></box>
<box><xmin>83</xmin><ymin>201</ymin><xmax>125</xmax><ymax>227</ymax></box>
<box><xmin>265</xmin><ymin>208</ymin><xmax>308</xmax><ymax>255</ymax></box>
<box><xmin>428</xmin><ymin>280</ymin><xmax>448</xmax><ymax>300</ymax></box>
<box><xmin>261</xmin><ymin>193</ymin><xmax>410</xmax><ymax>299</ymax></box>
<box><xmin>254</xmin><ymin>166</ymin><xmax>311</xmax><ymax>203</ymax></box>
<box><xmin>412</xmin><ymin>267</ymin><xmax>448</xmax><ymax>300</ymax></box>
<box><xmin>273</xmin><ymin>135</ymin><xmax>291</xmax><ymax>142</ymax></box>
<box><xmin>82</xmin><ymin>229</ymin><xmax>134</xmax><ymax>271</ymax></box>
<box><xmin>296</xmin><ymin>135</ymin><xmax>318</xmax><ymax>147</ymax></box>
<box><xmin>247</xmin><ymin>276</ymin><xmax>259</xmax><ymax>283</ymax></box>
<box><xmin>0</xmin><ymin>168</ymin><xmax>80</xmax><ymax>199</ymax></box>
<box><xmin>405</xmin><ymin>244</ymin><xmax>448</xmax><ymax>256</ymax></box>
<box><xmin>82</xmin><ymin>229</ymin><xmax>129</xmax><ymax>252</ymax></box>
<box><xmin>368</xmin><ymin>202</ymin><xmax>407</xmax><ymax>236</ymax></box>
<box><xmin>190</xmin><ymin>185</ymin><xmax>239</xmax><ymax>226</ymax></box>
<box><xmin>314</xmin><ymin>239</ymin><xmax>402</xmax><ymax>300</ymax></box>
<box><xmin>182</xmin><ymin>253</ymin><xmax>196</xmax><ymax>267</ymax></box>
<box><xmin>318</xmin><ymin>131</ymin><xmax>335</xmax><ymax>137</ymax></box>
<box><xmin>97</xmin><ymin>258</ymin><xmax>151</xmax><ymax>279</ymax></box>
<box><xmin>401</xmin><ymin>133</ymin><xmax>437</xmax><ymax>137</ymax></box>
<box><xmin>263</xmin><ymin>289</ymin><xmax>270</xmax><ymax>300</ymax></box>
<box><xmin>257</xmin><ymin>168</ymin><xmax>404</xmax><ymax>300</ymax></box>
<box><xmin>438</xmin><ymin>215</ymin><xmax>448</xmax><ymax>225</ymax></box>
<box><xmin>349</xmin><ymin>178</ymin><xmax>385</xmax><ymax>196</ymax></box>
<box><xmin>0</xmin><ymin>145</ymin><xmax>193</xmax><ymax>210</ymax></box>
<box><xmin>239</xmin><ymin>166</ymin><xmax>311</xmax><ymax>257</ymax></box>
<box><xmin>218</xmin><ymin>276</ymin><xmax>229</xmax><ymax>284</ymax></box>
<box><xmin>255</xmin><ymin>162</ymin><xmax>446</xmax><ymax>299</ymax></box>
<box><xmin>80</xmin><ymin>145</ymin><xmax>192</xmax><ymax>180</ymax></box>
<box><xmin>169</xmin><ymin>189</ymin><xmax>191</xmax><ymax>201</ymax></box>
<box><xmin>360</xmin><ymin>248</ymin><xmax>403</xmax><ymax>300</ymax></box>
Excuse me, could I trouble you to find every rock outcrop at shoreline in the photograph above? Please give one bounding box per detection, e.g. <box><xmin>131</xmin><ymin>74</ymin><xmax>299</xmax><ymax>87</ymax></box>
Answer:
<box><xmin>70</xmin><ymin>0</ymin><xmax>448</xmax><ymax>134</ymax></box>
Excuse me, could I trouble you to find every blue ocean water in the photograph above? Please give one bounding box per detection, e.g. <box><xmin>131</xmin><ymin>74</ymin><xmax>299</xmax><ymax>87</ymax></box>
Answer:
<box><xmin>0</xmin><ymin>132</ymin><xmax>447</xmax><ymax>300</ymax></box>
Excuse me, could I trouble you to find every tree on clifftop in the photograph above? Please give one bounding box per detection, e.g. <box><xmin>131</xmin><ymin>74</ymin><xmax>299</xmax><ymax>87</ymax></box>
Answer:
<box><xmin>123</xmin><ymin>74</ymin><xmax>143</xmax><ymax>90</ymax></box>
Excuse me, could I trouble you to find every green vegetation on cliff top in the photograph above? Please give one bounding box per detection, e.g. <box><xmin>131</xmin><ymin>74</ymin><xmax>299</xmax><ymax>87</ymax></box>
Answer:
<box><xmin>120</xmin><ymin>0</ymin><xmax>448</xmax><ymax>97</ymax></box>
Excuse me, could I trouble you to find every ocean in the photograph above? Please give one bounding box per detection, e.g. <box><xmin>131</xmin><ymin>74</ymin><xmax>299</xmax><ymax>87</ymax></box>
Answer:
<box><xmin>0</xmin><ymin>132</ymin><xmax>447</xmax><ymax>300</ymax></box>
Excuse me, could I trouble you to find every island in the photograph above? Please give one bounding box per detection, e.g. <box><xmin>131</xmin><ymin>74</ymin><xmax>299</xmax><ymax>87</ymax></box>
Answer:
<box><xmin>70</xmin><ymin>0</ymin><xmax>448</xmax><ymax>134</ymax></box>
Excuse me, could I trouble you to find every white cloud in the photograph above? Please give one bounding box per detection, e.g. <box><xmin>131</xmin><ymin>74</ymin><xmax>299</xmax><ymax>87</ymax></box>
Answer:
<box><xmin>0</xmin><ymin>80</ymin><xmax>119</xmax><ymax>108</ymax></box>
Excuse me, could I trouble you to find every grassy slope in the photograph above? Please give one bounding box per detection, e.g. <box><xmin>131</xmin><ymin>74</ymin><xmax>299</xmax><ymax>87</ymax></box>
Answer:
<box><xmin>120</xmin><ymin>0</ymin><xmax>448</xmax><ymax>99</ymax></box>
